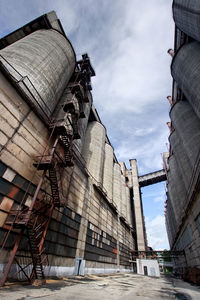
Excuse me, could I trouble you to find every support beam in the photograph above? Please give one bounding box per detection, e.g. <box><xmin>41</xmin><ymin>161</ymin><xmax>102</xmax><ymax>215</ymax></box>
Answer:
<box><xmin>130</xmin><ymin>159</ymin><xmax>146</xmax><ymax>252</ymax></box>
<box><xmin>138</xmin><ymin>169</ymin><xmax>166</xmax><ymax>187</ymax></box>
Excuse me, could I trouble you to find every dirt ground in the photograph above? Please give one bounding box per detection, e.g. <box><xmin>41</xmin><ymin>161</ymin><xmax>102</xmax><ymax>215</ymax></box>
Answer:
<box><xmin>0</xmin><ymin>273</ymin><xmax>199</xmax><ymax>300</ymax></box>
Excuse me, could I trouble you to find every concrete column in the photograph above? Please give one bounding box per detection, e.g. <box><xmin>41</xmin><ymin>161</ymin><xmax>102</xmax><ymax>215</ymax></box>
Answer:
<box><xmin>119</xmin><ymin>161</ymin><xmax>126</xmax><ymax>176</ymax></box>
<box><xmin>116</xmin><ymin>215</ymin><xmax>120</xmax><ymax>268</ymax></box>
<box><xmin>130</xmin><ymin>159</ymin><xmax>146</xmax><ymax>252</ymax></box>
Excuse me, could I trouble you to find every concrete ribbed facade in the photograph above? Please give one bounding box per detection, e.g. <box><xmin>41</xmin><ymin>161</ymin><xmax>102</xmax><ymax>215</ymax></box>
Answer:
<box><xmin>113</xmin><ymin>163</ymin><xmax>122</xmax><ymax>212</ymax></box>
<box><xmin>103</xmin><ymin>143</ymin><xmax>114</xmax><ymax>200</ymax></box>
<box><xmin>165</xmin><ymin>1</ymin><xmax>200</xmax><ymax>284</ymax></box>
<box><xmin>120</xmin><ymin>174</ymin><xmax>127</xmax><ymax>218</ymax></box>
<box><xmin>171</xmin><ymin>42</ymin><xmax>200</xmax><ymax>119</ymax></box>
<box><xmin>173</xmin><ymin>0</ymin><xmax>200</xmax><ymax>42</ymax></box>
<box><xmin>82</xmin><ymin>121</ymin><xmax>106</xmax><ymax>184</ymax></box>
<box><xmin>0</xmin><ymin>29</ymin><xmax>75</xmax><ymax>119</ymax></box>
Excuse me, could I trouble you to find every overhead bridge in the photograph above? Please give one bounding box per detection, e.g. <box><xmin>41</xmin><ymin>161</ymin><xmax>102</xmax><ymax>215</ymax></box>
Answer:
<box><xmin>138</xmin><ymin>169</ymin><xmax>166</xmax><ymax>187</ymax></box>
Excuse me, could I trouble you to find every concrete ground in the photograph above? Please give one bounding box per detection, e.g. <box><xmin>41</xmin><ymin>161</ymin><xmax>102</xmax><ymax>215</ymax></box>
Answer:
<box><xmin>0</xmin><ymin>273</ymin><xmax>199</xmax><ymax>300</ymax></box>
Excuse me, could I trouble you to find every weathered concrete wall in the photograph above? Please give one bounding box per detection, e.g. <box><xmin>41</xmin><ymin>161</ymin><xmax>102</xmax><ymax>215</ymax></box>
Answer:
<box><xmin>82</xmin><ymin>121</ymin><xmax>106</xmax><ymax>184</ymax></box>
<box><xmin>136</xmin><ymin>259</ymin><xmax>160</xmax><ymax>277</ymax></box>
<box><xmin>0</xmin><ymin>70</ymin><xmax>135</xmax><ymax>279</ymax></box>
<box><xmin>173</xmin><ymin>0</ymin><xmax>200</xmax><ymax>42</ymax></box>
<box><xmin>171</xmin><ymin>42</ymin><xmax>200</xmax><ymax>119</ymax></box>
<box><xmin>0</xmin><ymin>29</ymin><xmax>75</xmax><ymax>119</ymax></box>
<box><xmin>113</xmin><ymin>163</ymin><xmax>121</xmax><ymax>212</ymax></box>
<box><xmin>103</xmin><ymin>143</ymin><xmax>114</xmax><ymax>200</ymax></box>
<box><xmin>170</xmin><ymin>100</ymin><xmax>200</xmax><ymax>171</ymax></box>
<box><xmin>126</xmin><ymin>186</ymin><xmax>132</xmax><ymax>226</ymax></box>
<box><xmin>121</xmin><ymin>174</ymin><xmax>127</xmax><ymax>218</ymax></box>
<box><xmin>172</xmin><ymin>190</ymin><xmax>200</xmax><ymax>271</ymax></box>
<box><xmin>167</xmin><ymin>155</ymin><xmax>187</xmax><ymax>231</ymax></box>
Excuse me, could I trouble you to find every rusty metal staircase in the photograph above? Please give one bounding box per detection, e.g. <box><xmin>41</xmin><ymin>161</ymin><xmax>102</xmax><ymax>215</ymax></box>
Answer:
<box><xmin>61</xmin><ymin>134</ymin><xmax>74</xmax><ymax>167</ymax></box>
<box><xmin>0</xmin><ymin>125</ymin><xmax>77</xmax><ymax>286</ymax></box>
<box><xmin>27</xmin><ymin>226</ymin><xmax>45</xmax><ymax>281</ymax></box>
<box><xmin>49</xmin><ymin>168</ymin><xmax>60</xmax><ymax>207</ymax></box>
<box><xmin>1</xmin><ymin>193</ymin><xmax>53</xmax><ymax>285</ymax></box>
<box><xmin>0</xmin><ymin>136</ymin><xmax>62</xmax><ymax>286</ymax></box>
<box><xmin>0</xmin><ymin>55</ymin><xmax>94</xmax><ymax>287</ymax></box>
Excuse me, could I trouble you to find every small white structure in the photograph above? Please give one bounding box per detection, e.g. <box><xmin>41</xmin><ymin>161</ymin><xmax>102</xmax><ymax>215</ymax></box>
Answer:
<box><xmin>136</xmin><ymin>259</ymin><xmax>160</xmax><ymax>277</ymax></box>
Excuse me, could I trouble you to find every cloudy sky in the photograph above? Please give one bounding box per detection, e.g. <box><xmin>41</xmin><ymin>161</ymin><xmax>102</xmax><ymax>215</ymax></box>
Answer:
<box><xmin>0</xmin><ymin>0</ymin><xmax>174</xmax><ymax>249</ymax></box>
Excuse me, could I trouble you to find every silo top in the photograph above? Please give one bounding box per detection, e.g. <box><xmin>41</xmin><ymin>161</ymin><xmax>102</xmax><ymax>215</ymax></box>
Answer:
<box><xmin>0</xmin><ymin>29</ymin><xmax>76</xmax><ymax>119</ymax></box>
<box><xmin>0</xmin><ymin>12</ymin><xmax>76</xmax><ymax>120</ymax></box>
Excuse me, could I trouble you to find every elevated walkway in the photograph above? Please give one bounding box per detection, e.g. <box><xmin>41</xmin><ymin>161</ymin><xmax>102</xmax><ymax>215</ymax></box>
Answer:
<box><xmin>138</xmin><ymin>169</ymin><xmax>166</xmax><ymax>187</ymax></box>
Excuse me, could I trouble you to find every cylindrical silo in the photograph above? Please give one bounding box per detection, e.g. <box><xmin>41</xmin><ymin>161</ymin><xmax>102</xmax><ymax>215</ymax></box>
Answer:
<box><xmin>170</xmin><ymin>100</ymin><xmax>200</xmax><ymax>170</ymax></box>
<box><xmin>168</xmin><ymin>155</ymin><xmax>187</xmax><ymax>209</ymax></box>
<box><xmin>169</xmin><ymin>130</ymin><xmax>192</xmax><ymax>191</ymax></box>
<box><xmin>74</xmin><ymin>91</ymin><xmax>92</xmax><ymax>152</ymax></box>
<box><xmin>113</xmin><ymin>163</ymin><xmax>121</xmax><ymax>212</ymax></box>
<box><xmin>165</xmin><ymin>210</ymin><xmax>173</xmax><ymax>248</ymax></box>
<box><xmin>126</xmin><ymin>186</ymin><xmax>132</xmax><ymax>226</ymax></box>
<box><xmin>0</xmin><ymin>29</ymin><xmax>76</xmax><ymax>118</ymax></box>
<box><xmin>103</xmin><ymin>143</ymin><xmax>114</xmax><ymax>200</ymax></box>
<box><xmin>167</xmin><ymin>181</ymin><xmax>179</xmax><ymax>225</ymax></box>
<box><xmin>82</xmin><ymin>121</ymin><xmax>106</xmax><ymax>184</ymax></box>
<box><xmin>166</xmin><ymin>194</ymin><xmax>177</xmax><ymax>243</ymax></box>
<box><xmin>173</xmin><ymin>0</ymin><xmax>200</xmax><ymax>42</ymax></box>
<box><xmin>121</xmin><ymin>174</ymin><xmax>127</xmax><ymax>218</ymax></box>
<box><xmin>167</xmin><ymin>155</ymin><xmax>187</xmax><ymax>228</ymax></box>
<box><xmin>171</xmin><ymin>41</ymin><xmax>200</xmax><ymax>119</ymax></box>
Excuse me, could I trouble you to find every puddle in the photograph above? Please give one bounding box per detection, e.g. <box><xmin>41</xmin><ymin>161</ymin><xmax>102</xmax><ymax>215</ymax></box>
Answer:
<box><xmin>175</xmin><ymin>293</ymin><xmax>191</xmax><ymax>300</ymax></box>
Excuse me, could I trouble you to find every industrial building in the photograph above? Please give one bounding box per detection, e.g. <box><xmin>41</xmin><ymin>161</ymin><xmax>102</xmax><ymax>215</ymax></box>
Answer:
<box><xmin>0</xmin><ymin>11</ymin><xmax>169</xmax><ymax>286</ymax></box>
<box><xmin>165</xmin><ymin>0</ymin><xmax>200</xmax><ymax>284</ymax></box>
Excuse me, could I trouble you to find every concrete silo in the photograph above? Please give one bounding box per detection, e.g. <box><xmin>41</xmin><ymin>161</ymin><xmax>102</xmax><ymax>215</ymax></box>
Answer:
<box><xmin>120</xmin><ymin>174</ymin><xmax>127</xmax><ymax>218</ymax></box>
<box><xmin>103</xmin><ymin>143</ymin><xmax>114</xmax><ymax>200</ymax></box>
<box><xmin>113</xmin><ymin>163</ymin><xmax>122</xmax><ymax>212</ymax></box>
<box><xmin>173</xmin><ymin>0</ymin><xmax>200</xmax><ymax>42</ymax></box>
<box><xmin>171</xmin><ymin>42</ymin><xmax>200</xmax><ymax>119</ymax></box>
<box><xmin>169</xmin><ymin>130</ymin><xmax>192</xmax><ymax>191</ymax></box>
<box><xmin>82</xmin><ymin>121</ymin><xmax>106</xmax><ymax>184</ymax></box>
<box><xmin>0</xmin><ymin>29</ymin><xmax>75</xmax><ymax>120</ymax></box>
<box><xmin>170</xmin><ymin>100</ymin><xmax>200</xmax><ymax>169</ymax></box>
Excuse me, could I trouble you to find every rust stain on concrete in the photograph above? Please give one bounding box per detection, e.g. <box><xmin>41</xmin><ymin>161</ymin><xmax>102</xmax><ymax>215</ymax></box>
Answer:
<box><xmin>7</xmin><ymin>186</ymin><xmax>19</xmax><ymax>199</ymax></box>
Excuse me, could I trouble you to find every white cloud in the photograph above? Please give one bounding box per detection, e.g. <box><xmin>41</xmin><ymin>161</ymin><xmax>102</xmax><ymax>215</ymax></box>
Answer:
<box><xmin>146</xmin><ymin>215</ymin><xmax>169</xmax><ymax>250</ymax></box>
<box><xmin>154</xmin><ymin>196</ymin><xmax>164</xmax><ymax>203</ymax></box>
